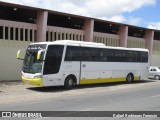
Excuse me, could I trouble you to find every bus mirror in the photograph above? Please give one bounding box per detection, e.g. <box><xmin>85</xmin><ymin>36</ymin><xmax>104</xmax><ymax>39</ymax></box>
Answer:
<box><xmin>37</xmin><ymin>50</ymin><xmax>41</xmax><ymax>60</ymax></box>
<box><xmin>16</xmin><ymin>49</ymin><xmax>25</xmax><ymax>60</ymax></box>
<box><xmin>16</xmin><ymin>50</ymin><xmax>20</xmax><ymax>59</ymax></box>
<box><xmin>37</xmin><ymin>49</ymin><xmax>46</xmax><ymax>60</ymax></box>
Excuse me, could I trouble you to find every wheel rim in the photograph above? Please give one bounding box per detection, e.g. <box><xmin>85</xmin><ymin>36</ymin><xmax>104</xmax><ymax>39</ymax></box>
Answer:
<box><xmin>68</xmin><ymin>79</ymin><xmax>73</xmax><ymax>86</ymax></box>
<box><xmin>126</xmin><ymin>74</ymin><xmax>134</xmax><ymax>83</ymax></box>
<box><xmin>127</xmin><ymin>74</ymin><xmax>132</xmax><ymax>82</ymax></box>
<box><xmin>155</xmin><ymin>76</ymin><xmax>160</xmax><ymax>80</ymax></box>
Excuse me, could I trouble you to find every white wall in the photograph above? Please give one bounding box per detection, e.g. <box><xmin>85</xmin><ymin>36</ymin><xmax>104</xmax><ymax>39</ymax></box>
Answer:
<box><xmin>151</xmin><ymin>55</ymin><xmax>160</xmax><ymax>66</ymax></box>
<box><xmin>0</xmin><ymin>40</ymin><xmax>31</xmax><ymax>81</ymax></box>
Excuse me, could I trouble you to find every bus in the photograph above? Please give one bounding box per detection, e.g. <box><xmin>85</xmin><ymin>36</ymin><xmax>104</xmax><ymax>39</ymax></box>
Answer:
<box><xmin>17</xmin><ymin>40</ymin><xmax>149</xmax><ymax>88</ymax></box>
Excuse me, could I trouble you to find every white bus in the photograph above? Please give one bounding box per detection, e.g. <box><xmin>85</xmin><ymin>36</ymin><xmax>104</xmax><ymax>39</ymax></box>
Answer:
<box><xmin>17</xmin><ymin>40</ymin><xmax>149</xmax><ymax>88</ymax></box>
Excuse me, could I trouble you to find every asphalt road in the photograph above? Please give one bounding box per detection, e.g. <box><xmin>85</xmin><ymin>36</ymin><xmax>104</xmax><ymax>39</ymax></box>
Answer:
<box><xmin>0</xmin><ymin>79</ymin><xmax>160</xmax><ymax>120</ymax></box>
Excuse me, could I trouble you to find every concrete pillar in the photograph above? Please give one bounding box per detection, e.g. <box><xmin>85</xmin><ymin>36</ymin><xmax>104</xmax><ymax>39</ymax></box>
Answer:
<box><xmin>83</xmin><ymin>19</ymin><xmax>94</xmax><ymax>42</ymax></box>
<box><xmin>145</xmin><ymin>30</ymin><xmax>154</xmax><ymax>65</ymax></box>
<box><xmin>119</xmin><ymin>25</ymin><xmax>128</xmax><ymax>47</ymax></box>
<box><xmin>145</xmin><ymin>30</ymin><xmax>154</xmax><ymax>54</ymax></box>
<box><xmin>36</xmin><ymin>10</ymin><xmax>48</xmax><ymax>42</ymax></box>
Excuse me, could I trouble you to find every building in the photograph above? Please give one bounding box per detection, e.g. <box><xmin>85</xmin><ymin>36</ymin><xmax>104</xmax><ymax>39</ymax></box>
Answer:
<box><xmin>0</xmin><ymin>1</ymin><xmax>160</xmax><ymax>81</ymax></box>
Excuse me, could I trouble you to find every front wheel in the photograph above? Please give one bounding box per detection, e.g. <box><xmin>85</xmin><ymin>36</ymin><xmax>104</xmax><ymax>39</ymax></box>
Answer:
<box><xmin>64</xmin><ymin>76</ymin><xmax>74</xmax><ymax>89</ymax></box>
<box><xmin>126</xmin><ymin>73</ymin><xmax>134</xmax><ymax>83</ymax></box>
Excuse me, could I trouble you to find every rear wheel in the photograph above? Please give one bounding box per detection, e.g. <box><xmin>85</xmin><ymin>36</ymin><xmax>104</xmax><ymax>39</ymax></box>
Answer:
<box><xmin>126</xmin><ymin>73</ymin><xmax>134</xmax><ymax>83</ymax></box>
<box><xmin>154</xmin><ymin>75</ymin><xmax>160</xmax><ymax>80</ymax></box>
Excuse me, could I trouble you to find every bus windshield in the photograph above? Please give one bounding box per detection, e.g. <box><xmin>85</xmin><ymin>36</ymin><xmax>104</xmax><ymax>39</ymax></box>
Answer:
<box><xmin>22</xmin><ymin>44</ymin><xmax>46</xmax><ymax>74</ymax></box>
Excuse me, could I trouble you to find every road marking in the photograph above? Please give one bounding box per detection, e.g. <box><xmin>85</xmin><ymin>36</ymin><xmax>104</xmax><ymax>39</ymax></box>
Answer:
<box><xmin>151</xmin><ymin>95</ymin><xmax>160</xmax><ymax>98</ymax></box>
<box><xmin>81</xmin><ymin>108</ymin><xmax>95</xmax><ymax>111</ymax></box>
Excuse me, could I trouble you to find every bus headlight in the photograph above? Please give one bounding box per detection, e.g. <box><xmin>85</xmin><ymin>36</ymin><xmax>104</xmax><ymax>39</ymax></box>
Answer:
<box><xmin>34</xmin><ymin>75</ymin><xmax>42</xmax><ymax>79</ymax></box>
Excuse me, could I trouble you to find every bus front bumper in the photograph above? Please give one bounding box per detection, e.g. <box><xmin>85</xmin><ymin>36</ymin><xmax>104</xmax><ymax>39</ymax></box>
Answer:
<box><xmin>22</xmin><ymin>76</ymin><xmax>43</xmax><ymax>86</ymax></box>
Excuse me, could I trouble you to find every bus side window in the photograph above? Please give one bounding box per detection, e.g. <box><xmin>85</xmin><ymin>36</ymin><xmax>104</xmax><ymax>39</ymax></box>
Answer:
<box><xmin>65</xmin><ymin>47</ymin><xmax>72</xmax><ymax>61</ymax></box>
<box><xmin>83</xmin><ymin>48</ymin><xmax>91</xmax><ymax>61</ymax></box>
<box><xmin>140</xmin><ymin>52</ymin><xmax>148</xmax><ymax>63</ymax></box>
<box><xmin>89</xmin><ymin>48</ymin><xmax>99</xmax><ymax>61</ymax></box>
<box><xmin>114</xmin><ymin>50</ymin><xmax>126</xmax><ymax>62</ymax></box>
<box><xmin>82</xmin><ymin>47</ymin><xmax>100</xmax><ymax>62</ymax></box>
<box><xmin>127</xmin><ymin>51</ymin><xmax>134</xmax><ymax>62</ymax></box>
<box><xmin>65</xmin><ymin>46</ymin><xmax>83</xmax><ymax>61</ymax></box>
<box><xmin>100</xmin><ymin>49</ymin><xmax>114</xmax><ymax>62</ymax></box>
<box><xmin>134</xmin><ymin>51</ymin><xmax>139</xmax><ymax>62</ymax></box>
<box><xmin>72</xmin><ymin>47</ymin><xmax>83</xmax><ymax>61</ymax></box>
<box><xmin>100</xmin><ymin>49</ymin><xmax>107</xmax><ymax>61</ymax></box>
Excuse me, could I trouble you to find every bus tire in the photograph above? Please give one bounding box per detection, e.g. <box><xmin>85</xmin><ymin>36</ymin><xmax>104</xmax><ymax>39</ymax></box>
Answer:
<box><xmin>64</xmin><ymin>75</ymin><xmax>76</xmax><ymax>89</ymax></box>
<box><xmin>126</xmin><ymin>73</ymin><xmax>134</xmax><ymax>83</ymax></box>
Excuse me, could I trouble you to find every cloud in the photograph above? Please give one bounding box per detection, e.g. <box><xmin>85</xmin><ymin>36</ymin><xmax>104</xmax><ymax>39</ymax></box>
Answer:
<box><xmin>0</xmin><ymin>0</ymin><xmax>156</xmax><ymax>26</ymax></box>
<box><xmin>99</xmin><ymin>15</ymin><xmax>126</xmax><ymax>23</ymax></box>
<box><xmin>85</xmin><ymin>0</ymin><xmax>156</xmax><ymax>18</ymax></box>
<box><xmin>98</xmin><ymin>15</ymin><xmax>142</xmax><ymax>26</ymax></box>
<box><xmin>127</xmin><ymin>17</ymin><xmax>142</xmax><ymax>26</ymax></box>
<box><xmin>0</xmin><ymin>0</ymin><xmax>23</xmax><ymax>4</ymax></box>
<box><xmin>1</xmin><ymin>0</ymin><xmax>156</xmax><ymax>17</ymax></box>
<box><xmin>148</xmin><ymin>22</ymin><xmax>160</xmax><ymax>30</ymax></box>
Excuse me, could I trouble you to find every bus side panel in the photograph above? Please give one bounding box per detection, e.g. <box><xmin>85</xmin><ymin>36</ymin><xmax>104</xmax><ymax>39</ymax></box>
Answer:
<box><xmin>80</xmin><ymin>62</ymin><xmax>144</xmax><ymax>84</ymax></box>
<box><xmin>62</xmin><ymin>61</ymin><xmax>80</xmax><ymax>84</ymax></box>
<box><xmin>140</xmin><ymin>62</ymin><xmax>149</xmax><ymax>80</ymax></box>
<box><xmin>81</xmin><ymin>61</ymin><xmax>99</xmax><ymax>77</ymax></box>
<box><xmin>43</xmin><ymin>74</ymin><xmax>64</xmax><ymax>86</ymax></box>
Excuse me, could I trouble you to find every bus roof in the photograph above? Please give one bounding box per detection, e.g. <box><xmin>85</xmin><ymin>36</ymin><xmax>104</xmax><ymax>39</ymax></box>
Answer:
<box><xmin>31</xmin><ymin>40</ymin><xmax>149</xmax><ymax>52</ymax></box>
<box><xmin>33</xmin><ymin>40</ymin><xmax>105</xmax><ymax>47</ymax></box>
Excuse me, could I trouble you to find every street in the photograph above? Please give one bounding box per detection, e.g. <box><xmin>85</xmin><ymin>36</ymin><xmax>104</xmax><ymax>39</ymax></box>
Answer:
<box><xmin>0</xmin><ymin>79</ymin><xmax>160</xmax><ymax>119</ymax></box>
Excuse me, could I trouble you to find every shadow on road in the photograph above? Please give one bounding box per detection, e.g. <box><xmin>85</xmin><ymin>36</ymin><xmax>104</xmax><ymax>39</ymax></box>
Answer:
<box><xmin>27</xmin><ymin>79</ymin><xmax>156</xmax><ymax>93</ymax></box>
<box><xmin>75</xmin><ymin>79</ymin><xmax>156</xmax><ymax>89</ymax></box>
<box><xmin>27</xmin><ymin>86</ymin><xmax>66</xmax><ymax>93</ymax></box>
<box><xmin>133</xmin><ymin>79</ymin><xmax>156</xmax><ymax>84</ymax></box>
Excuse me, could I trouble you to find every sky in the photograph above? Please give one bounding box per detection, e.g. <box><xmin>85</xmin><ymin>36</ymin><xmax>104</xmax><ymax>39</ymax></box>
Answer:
<box><xmin>1</xmin><ymin>0</ymin><xmax>160</xmax><ymax>30</ymax></box>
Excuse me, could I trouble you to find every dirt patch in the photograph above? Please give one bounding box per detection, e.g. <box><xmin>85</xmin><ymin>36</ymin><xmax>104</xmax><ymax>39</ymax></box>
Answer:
<box><xmin>0</xmin><ymin>80</ymin><xmax>22</xmax><ymax>86</ymax></box>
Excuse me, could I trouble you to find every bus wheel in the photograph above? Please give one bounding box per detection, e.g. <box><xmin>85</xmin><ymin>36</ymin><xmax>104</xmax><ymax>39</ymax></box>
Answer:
<box><xmin>126</xmin><ymin>73</ymin><xmax>134</xmax><ymax>83</ymax></box>
<box><xmin>154</xmin><ymin>75</ymin><xmax>160</xmax><ymax>80</ymax></box>
<box><xmin>64</xmin><ymin>76</ymin><xmax>74</xmax><ymax>89</ymax></box>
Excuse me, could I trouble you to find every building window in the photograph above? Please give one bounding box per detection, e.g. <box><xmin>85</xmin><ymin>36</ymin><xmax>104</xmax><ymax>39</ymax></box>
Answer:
<box><xmin>25</xmin><ymin>29</ymin><xmax>28</xmax><ymax>41</ymax></box>
<box><xmin>15</xmin><ymin>28</ymin><xmax>18</xmax><ymax>40</ymax></box>
<box><xmin>0</xmin><ymin>26</ymin><xmax>3</xmax><ymax>39</ymax></box>
<box><xmin>20</xmin><ymin>28</ymin><xmax>23</xmax><ymax>41</ymax></box>
<box><xmin>5</xmin><ymin>27</ymin><xmax>8</xmax><ymax>40</ymax></box>
<box><xmin>30</xmin><ymin>29</ymin><xmax>32</xmax><ymax>42</ymax></box>
<box><xmin>10</xmin><ymin>27</ymin><xmax>14</xmax><ymax>40</ymax></box>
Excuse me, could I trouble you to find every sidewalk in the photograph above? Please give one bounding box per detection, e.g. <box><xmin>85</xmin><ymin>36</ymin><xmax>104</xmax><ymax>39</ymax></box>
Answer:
<box><xmin>0</xmin><ymin>80</ymin><xmax>22</xmax><ymax>86</ymax></box>
<box><xmin>0</xmin><ymin>80</ymin><xmax>89</xmax><ymax>105</ymax></box>
<box><xmin>0</xmin><ymin>79</ymin><xmax>156</xmax><ymax>106</ymax></box>
<box><xmin>0</xmin><ymin>81</ymin><xmax>49</xmax><ymax>104</ymax></box>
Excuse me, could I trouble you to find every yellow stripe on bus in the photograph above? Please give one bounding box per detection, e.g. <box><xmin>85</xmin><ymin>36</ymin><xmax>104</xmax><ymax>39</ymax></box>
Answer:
<box><xmin>134</xmin><ymin>76</ymin><xmax>140</xmax><ymax>81</ymax></box>
<box><xmin>80</xmin><ymin>76</ymin><xmax>140</xmax><ymax>85</ymax></box>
